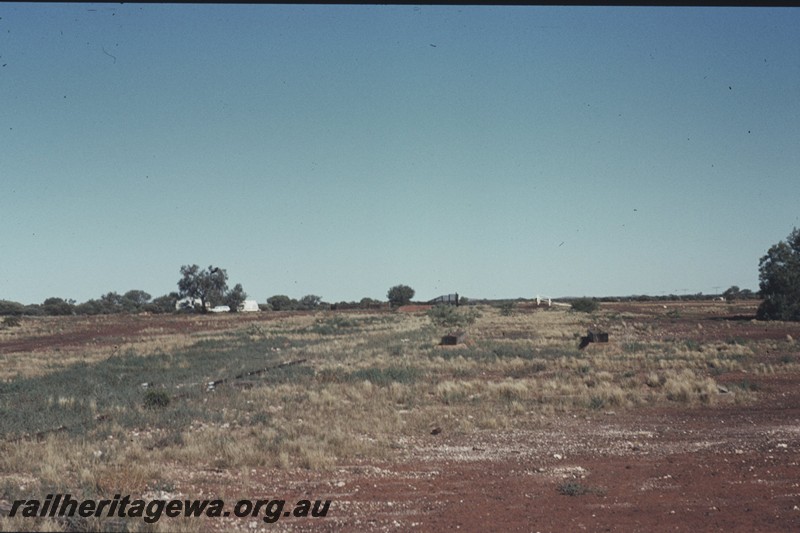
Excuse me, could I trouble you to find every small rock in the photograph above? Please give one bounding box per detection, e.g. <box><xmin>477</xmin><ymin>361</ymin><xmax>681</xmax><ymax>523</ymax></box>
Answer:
<box><xmin>553</xmin><ymin>453</ymin><xmax>563</xmax><ymax>460</ymax></box>
<box><xmin>787</xmin><ymin>334</ymin><xmax>793</xmax><ymax>342</ymax></box>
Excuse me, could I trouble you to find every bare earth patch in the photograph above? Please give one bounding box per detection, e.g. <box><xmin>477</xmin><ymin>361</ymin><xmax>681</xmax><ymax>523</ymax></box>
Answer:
<box><xmin>159</xmin><ymin>375</ymin><xmax>800</xmax><ymax>532</ymax></box>
<box><xmin>1</xmin><ymin>302</ymin><xmax>799</xmax><ymax>532</ymax></box>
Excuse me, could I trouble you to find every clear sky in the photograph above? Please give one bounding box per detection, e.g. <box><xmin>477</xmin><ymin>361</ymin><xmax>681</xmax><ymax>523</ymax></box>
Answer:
<box><xmin>1</xmin><ymin>4</ymin><xmax>799</xmax><ymax>305</ymax></box>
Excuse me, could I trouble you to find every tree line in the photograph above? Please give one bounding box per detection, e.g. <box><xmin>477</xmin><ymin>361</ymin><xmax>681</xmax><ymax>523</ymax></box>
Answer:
<box><xmin>2</xmin><ymin>227</ymin><xmax>800</xmax><ymax>321</ymax></box>
<box><xmin>0</xmin><ymin>264</ymin><xmax>418</xmax><ymax>316</ymax></box>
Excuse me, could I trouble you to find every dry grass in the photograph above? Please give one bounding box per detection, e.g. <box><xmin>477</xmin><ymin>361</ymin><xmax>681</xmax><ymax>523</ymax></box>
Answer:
<box><xmin>1</xmin><ymin>302</ymin><xmax>798</xmax><ymax>530</ymax></box>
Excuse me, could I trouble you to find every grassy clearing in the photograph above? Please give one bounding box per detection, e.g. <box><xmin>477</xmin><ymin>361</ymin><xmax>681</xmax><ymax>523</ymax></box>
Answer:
<box><xmin>0</xmin><ymin>303</ymin><xmax>797</xmax><ymax>530</ymax></box>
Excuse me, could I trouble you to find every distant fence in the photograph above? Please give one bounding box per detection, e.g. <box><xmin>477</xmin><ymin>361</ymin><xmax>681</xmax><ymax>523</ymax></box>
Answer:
<box><xmin>428</xmin><ymin>293</ymin><xmax>459</xmax><ymax>306</ymax></box>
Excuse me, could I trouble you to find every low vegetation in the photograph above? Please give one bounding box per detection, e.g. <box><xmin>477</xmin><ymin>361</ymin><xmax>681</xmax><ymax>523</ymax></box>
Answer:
<box><xmin>571</xmin><ymin>297</ymin><xmax>600</xmax><ymax>313</ymax></box>
<box><xmin>0</xmin><ymin>300</ymin><xmax>797</xmax><ymax>531</ymax></box>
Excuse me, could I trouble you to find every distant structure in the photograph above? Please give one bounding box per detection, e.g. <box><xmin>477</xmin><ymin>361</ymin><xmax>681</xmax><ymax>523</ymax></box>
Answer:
<box><xmin>536</xmin><ymin>295</ymin><xmax>571</xmax><ymax>308</ymax></box>
<box><xmin>428</xmin><ymin>293</ymin><xmax>459</xmax><ymax>306</ymax></box>
<box><xmin>579</xmin><ymin>330</ymin><xmax>609</xmax><ymax>350</ymax></box>
<box><xmin>441</xmin><ymin>330</ymin><xmax>467</xmax><ymax>345</ymax></box>
<box><xmin>238</xmin><ymin>300</ymin><xmax>260</xmax><ymax>312</ymax></box>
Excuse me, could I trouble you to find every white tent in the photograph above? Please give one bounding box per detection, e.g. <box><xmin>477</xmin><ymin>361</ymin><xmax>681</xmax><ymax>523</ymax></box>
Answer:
<box><xmin>239</xmin><ymin>300</ymin><xmax>260</xmax><ymax>312</ymax></box>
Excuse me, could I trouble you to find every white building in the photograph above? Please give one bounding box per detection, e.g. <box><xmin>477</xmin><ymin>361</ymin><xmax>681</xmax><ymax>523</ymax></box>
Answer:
<box><xmin>238</xmin><ymin>300</ymin><xmax>260</xmax><ymax>312</ymax></box>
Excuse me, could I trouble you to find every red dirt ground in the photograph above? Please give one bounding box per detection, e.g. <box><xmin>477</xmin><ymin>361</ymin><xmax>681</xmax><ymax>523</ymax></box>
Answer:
<box><xmin>200</xmin><ymin>372</ymin><xmax>799</xmax><ymax>532</ymax></box>
<box><xmin>0</xmin><ymin>313</ymin><xmax>272</xmax><ymax>354</ymax></box>
<box><xmin>3</xmin><ymin>303</ymin><xmax>800</xmax><ymax>532</ymax></box>
<box><xmin>174</xmin><ymin>303</ymin><xmax>800</xmax><ymax>533</ymax></box>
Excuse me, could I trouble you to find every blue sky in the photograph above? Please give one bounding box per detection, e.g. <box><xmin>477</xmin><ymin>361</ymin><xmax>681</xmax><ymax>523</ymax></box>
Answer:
<box><xmin>1</xmin><ymin>4</ymin><xmax>799</xmax><ymax>305</ymax></box>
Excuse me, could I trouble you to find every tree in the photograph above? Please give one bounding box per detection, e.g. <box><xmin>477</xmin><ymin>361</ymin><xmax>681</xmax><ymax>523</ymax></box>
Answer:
<box><xmin>224</xmin><ymin>283</ymin><xmax>247</xmax><ymax>312</ymax></box>
<box><xmin>359</xmin><ymin>297</ymin><xmax>381</xmax><ymax>309</ymax></box>
<box><xmin>122</xmin><ymin>290</ymin><xmax>151</xmax><ymax>312</ymax></box>
<box><xmin>722</xmin><ymin>285</ymin><xmax>741</xmax><ymax>301</ymax></box>
<box><xmin>99</xmin><ymin>292</ymin><xmax>125</xmax><ymax>313</ymax></box>
<box><xmin>42</xmin><ymin>297</ymin><xmax>75</xmax><ymax>316</ymax></box>
<box><xmin>299</xmin><ymin>294</ymin><xmax>322</xmax><ymax>310</ymax></box>
<box><xmin>0</xmin><ymin>300</ymin><xmax>24</xmax><ymax>316</ymax></box>
<box><xmin>178</xmin><ymin>265</ymin><xmax>228</xmax><ymax>313</ymax></box>
<box><xmin>387</xmin><ymin>284</ymin><xmax>415</xmax><ymax>308</ymax></box>
<box><xmin>267</xmin><ymin>295</ymin><xmax>293</xmax><ymax>311</ymax></box>
<box><xmin>74</xmin><ymin>299</ymin><xmax>104</xmax><ymax>315</ymax></box>
<box><xmin>147</xmin><ymin>293</ymin><xmax>180</xmax><ymax>314</ymax></box>
<box><xmin>757</xmin><ymin>228</ymin><xmax>800</xmax><ymax>321</ymax></box>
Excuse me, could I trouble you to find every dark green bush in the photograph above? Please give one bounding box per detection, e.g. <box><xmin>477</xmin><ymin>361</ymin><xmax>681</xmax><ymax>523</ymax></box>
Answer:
<box><xmin>143</xmin><ymin>390</ymin><xmax>171</xmax><ymax>409</ymax></box>
<box><xmin>2</xmin><ymin>316</ymin><xmax>21</xmax><ymax>328</ymax></box>
<box><xmin>571</xmin><ymin>298</ymin><xmax>599</xmax><ymax>313</ymax></box>
<box><xmin>387</xmin><ymin>285</ymin><xmax>415</xmax><ymax>307</ymax></box>
<box><xmin>498</xmin><ymin>301</ymin><xmax>516</xmax><ymax>316</ymax></box>
<box><xmin>0</xmin><ymin>300</ymin><xmax>24</xmax><ymax>316</ymax></box>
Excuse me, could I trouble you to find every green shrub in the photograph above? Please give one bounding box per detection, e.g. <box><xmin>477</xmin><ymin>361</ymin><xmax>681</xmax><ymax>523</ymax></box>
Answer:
<box><xmin>558</xmin><ymin>482</ymin><xmax>589</xmax><ymax>496</ymax></box>
<box><xmin>571</xmin><ymin>298</ymin><xmax>599</xmax><ymax>313</ymax></box>
<box><xmin>427</xmin><ymin>305</ymin><xmax>479</xmax><ymax>328</ymax></box>
<box><xmin>589</xmin><ymin>396</ymin><xmax>605</xmax><ymax>409</ymax></box>
<box><xmin>0</xmin><ymin>300</ymin><xmax>24</xmax><ymax>316</ymax></box>
<box><xmin>143</xmin><ymin>390</ymin><xmax>171</xmax><ymax>409</ymax></box>
<box><xmin>2</xmin><ymin>316</ymin><xmax>21</xmax><ymax>328</ymax></box>
<box><xmin>757</xmin><ymin>228</ymin><xmax>800</xmax><ymax>321</ymax></box>
<box><xmin>387</xmin><ymin>285</ymin><xmax>415</xmax><ymax>307</ymax></box>
<box><xmin>307</xmin><ymin>315</ymin><xmax>357</xmax><ymax>335</ymax></box>
<box><xmin>498</xmin><ymin>301</ymin><xmax>516</xmax><ymax>316</ymax></box>
<box><xmin>558</xmin><ymin>482</ymin><xmax>605</xmax><ymax>496</ymax></box>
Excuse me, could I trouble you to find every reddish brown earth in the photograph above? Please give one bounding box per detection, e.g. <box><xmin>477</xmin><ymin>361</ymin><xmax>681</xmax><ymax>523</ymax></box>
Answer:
<box><xmin>178</xmin><ymin>303</ymin><xmax>800</xmax><ymax>533</ymax></box>
<box><xmin>202</xmin><ymin>373</ymin><xmax>799</xmax><ymax>533</ymax></box>
<box><xmin>0</xmin><ymin>313</ymin><xmax>273</xmax><ymax>354</ymax></box>
<box><xmin>3</xmin><ymin>303</ymin><xmax>800</xmax><ymax>532</ymax></box>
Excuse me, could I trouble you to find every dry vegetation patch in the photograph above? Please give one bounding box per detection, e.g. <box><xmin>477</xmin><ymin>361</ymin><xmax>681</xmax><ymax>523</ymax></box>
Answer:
<box><xmin>1</xmin><ymin>302</ymin><xmax>799</xmax><ymax>530</ymax></box>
